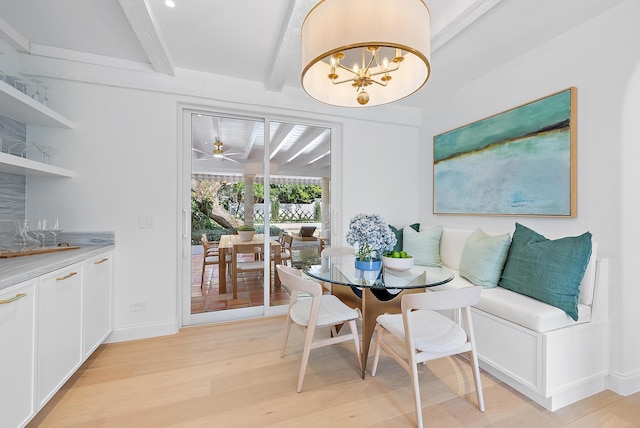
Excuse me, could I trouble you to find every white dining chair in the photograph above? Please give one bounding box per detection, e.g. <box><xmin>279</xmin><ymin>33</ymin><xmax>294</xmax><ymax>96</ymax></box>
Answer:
<box><xmin>371</xmin><ymin>287</ymin><xmax>485</xmax><ymax>428</ymax></box>
<box><xmin>276</xmin><ymin>264</ymin><xmax>362</xmax><ymax>392</ymax></box>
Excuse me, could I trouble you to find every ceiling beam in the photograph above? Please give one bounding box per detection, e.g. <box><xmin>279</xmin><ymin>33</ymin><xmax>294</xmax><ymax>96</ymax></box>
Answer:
<box><xmin>265</xmin><ymin>0</ymin><xmax>316</xmax><ymax>92</ymax></box>
<box><xmin>118</xmin><ymin>0</ymin><xmax>175</xmax><ymax>75</ymax></box>
<box><xmin>270</xmin><ymin>123</ymin><xmax>296</xmax><ymax>160</ymax></box>
<box><xmin>285</xmin><ymin>127</ymin><xmax>328</xmax><ymax>163</ymax></box>
<box><xmin>431</xmin><ymin>0</ymin><xmax>503</xmax><ymax>51</ymax></box>
<box><xmin>0</xmin><ymin>15</ymin><xmax>30</xmax><ymax>52</ymax></box>
<box><xmin>241</xmin><ymin>122</ymin><xmax>262</xmax><ymax>160</ymax></box>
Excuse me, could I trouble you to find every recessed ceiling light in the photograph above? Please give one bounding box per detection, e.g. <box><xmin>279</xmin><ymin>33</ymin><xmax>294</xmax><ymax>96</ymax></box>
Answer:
<box><xmin>165</xmin><ymin>0</ymin><xmax>176</xmax><ymax>7</ymax></box>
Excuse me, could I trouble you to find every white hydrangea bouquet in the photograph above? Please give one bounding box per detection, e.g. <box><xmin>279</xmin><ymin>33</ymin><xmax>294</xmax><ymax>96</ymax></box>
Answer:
<box><xmin>345</xmin><ymin>213</ymin><xmax>397</xmax><ymax>262</ymax></box>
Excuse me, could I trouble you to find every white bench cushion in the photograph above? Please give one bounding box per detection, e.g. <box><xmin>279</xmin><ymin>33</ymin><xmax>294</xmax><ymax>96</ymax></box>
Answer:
<box><xmin>432</xmin><ymin>271</ymin><xmax>591</xmax><ymax>333</ymax></box>
<box><xmin>474</xmin><ymin>287</ymin><xmax>591</xmax><ymax>333</ymax></box>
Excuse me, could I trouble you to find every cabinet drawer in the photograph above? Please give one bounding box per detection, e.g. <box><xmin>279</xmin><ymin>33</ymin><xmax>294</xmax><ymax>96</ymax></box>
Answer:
<box><xmin>0</xmin><ymin>281</ymin><xmax>36</xmax><ymax>428</ymax></box>
<box><xmin>37</xmin><ymin>265</ymin><xmax>83</xmax><ymax>408</ymax></box>
<box><xmin>83</xmin><ymin>253</ymin><xmax>113</xmax><ymax>358</ymax></box>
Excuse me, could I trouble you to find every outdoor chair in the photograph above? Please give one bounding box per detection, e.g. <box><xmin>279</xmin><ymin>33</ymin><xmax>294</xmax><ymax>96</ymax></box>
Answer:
<box><xmin>200</xmin><ymin>234</ymin><xmax>231</xmax><ymax>288</ymax></box>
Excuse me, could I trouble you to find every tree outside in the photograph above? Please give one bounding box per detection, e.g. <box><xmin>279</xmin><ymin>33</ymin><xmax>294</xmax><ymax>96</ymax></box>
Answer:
<box><xmin>191</xmin><ymin>179</ymin><xmax>322</xmax><ymax>244</ymax></box>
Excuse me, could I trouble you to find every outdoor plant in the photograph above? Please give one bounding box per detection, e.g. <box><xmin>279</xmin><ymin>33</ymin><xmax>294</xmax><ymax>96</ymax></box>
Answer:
<box><xmin>237</xmin><ymin>224</ymin><xmax>255</xmax><ymax>231</ymax></box>
<box><xmin>346</xmin><ymin>213</ymin><xmax>397</xmax><ymax>262</ymax></box>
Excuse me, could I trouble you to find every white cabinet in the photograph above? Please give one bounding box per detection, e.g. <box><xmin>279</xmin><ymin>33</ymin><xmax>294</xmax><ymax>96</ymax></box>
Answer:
<box><xmin>0</xmin><ymin>248</ymin><xmax>113</xmax><ymax>427</ymax></box>
<box><xmin>0</xmin><ymin>281</ymin><xmax>36</xmax><ymax>428</ymax></box>
<box><xmin>83</xmin><ymin>252</ymin><xmax>113</xmax><ymax>358</ymax></box>
<box><xmin>36</xmin><ymin>264</ymin><xmax>83</xmax><ymax>408</ymax></box>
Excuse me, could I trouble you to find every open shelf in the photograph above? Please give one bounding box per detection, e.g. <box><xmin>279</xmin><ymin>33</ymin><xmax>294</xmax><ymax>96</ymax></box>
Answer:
<box><xmin>0</xmin><ymin>152</ymin><xmax>74</xmax><ymax>177</ymax></box>
<box><xmin>0</xmin><ymin>81</ymin><xmax>75</xmax><ymax>129</ymax></box>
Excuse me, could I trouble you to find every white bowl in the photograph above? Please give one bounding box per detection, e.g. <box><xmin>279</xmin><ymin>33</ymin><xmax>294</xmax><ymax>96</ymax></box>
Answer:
<box><xmin>382</xmin><ymin>255</ymin><xmax>414</xmax><ymax>271</ymax></box>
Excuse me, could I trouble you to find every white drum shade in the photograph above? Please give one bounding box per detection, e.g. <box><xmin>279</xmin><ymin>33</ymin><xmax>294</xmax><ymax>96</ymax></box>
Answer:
<box><xmin>301</xmin><ymin>0</ymin><xmax>431</xmax><ymax>107</ymax></box>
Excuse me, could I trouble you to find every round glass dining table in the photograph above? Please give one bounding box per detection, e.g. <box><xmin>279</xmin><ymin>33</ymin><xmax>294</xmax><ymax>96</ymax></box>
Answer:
<box><xmin>303</xmin><ymin>254</ymin><xmax>454</xmax><ymax>378</ymax></box>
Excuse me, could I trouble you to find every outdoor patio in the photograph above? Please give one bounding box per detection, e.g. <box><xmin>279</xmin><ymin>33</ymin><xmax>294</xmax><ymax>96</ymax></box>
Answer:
<box><xmin>190</xmin><ymin>241</ymin><xmax>320</xmax><ymax>313</ymax></box>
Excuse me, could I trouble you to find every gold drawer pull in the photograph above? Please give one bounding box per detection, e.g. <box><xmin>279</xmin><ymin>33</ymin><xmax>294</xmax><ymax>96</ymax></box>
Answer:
<box><xmin>0</xmin><ymin>293</ymin><xmax>27</xmax><ymax>304</ymax></box>
<box><xmin>94</xmin><ymin>258</ymin><xmax>109</xmax><ymax>265</ymax></box>
<box><xmin>56</xmin><ymin>272</ymin><xmax>78</xmax><ymax>281</ymax></box>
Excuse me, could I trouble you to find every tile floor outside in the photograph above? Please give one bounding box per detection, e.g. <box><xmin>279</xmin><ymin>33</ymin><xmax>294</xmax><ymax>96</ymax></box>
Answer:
<box><xmin>191</xmin><ymin>253</ymin><xmax>293</xmax><ymax>313</ymax></box>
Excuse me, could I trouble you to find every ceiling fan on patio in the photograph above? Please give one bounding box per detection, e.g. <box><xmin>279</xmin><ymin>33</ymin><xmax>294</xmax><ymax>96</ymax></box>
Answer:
<box><xmin>192</xmin><ymin>138</ymin><xmax>241</xmax><ymax>163</ymax></box>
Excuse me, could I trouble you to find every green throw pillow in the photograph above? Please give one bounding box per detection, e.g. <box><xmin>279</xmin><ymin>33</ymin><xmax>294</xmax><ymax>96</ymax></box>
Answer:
<box><xmin>389</xmin><ymin>223</ymin><xmax>420</xmax><ymax>252</ymax></box>
<box><xmin>403</xmin><ymin>224</ymin><xmax>442</xmax><ymax>267</ymax></box>
<box><xmin>459</xmin><ymin>228</ymin><xmax>511</xmax><ymax>288</ymax></box>
<box><xmin>499</xmin><ymin>223</ymin><xmax>592</xmax><ymax>321</ymax></box>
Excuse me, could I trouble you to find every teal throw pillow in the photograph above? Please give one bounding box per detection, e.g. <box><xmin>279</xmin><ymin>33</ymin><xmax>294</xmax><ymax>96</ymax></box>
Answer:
<box><xmin>499</xmin><ymin>223</ymin><xmax>592</xmax><ymax>321</ymax></box>
<box><xmin>459</xmin><ymin>228</ymin><xmax>511</xmax><ymax>288</ymax></box>
<box><xmin>389</xmin><ymin>223</ymin><xmax>420</xmax><ymax>252</ymax></box>
<box><xmin>403</xmin><ymin>224</ymin><xmax>442</xmax><ymax>267</ymax></box>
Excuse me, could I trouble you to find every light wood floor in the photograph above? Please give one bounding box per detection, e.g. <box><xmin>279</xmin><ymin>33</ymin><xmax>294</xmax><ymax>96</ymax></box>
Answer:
<box><xmin>28</xmin><ymin>316</ymin><xmax>640</xmax><ymax>427</ymax></box>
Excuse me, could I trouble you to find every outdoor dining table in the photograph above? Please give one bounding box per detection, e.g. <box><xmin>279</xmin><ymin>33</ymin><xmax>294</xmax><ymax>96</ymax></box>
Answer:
<box><xmin>303</xmin><ymin>254</ymin><xmax>454</xmax><ymax>378</ymax></box>
<box><xmin>217</xmin><ymin>234</ymin><xmax>282</xmax><ymax>295</ymax></box>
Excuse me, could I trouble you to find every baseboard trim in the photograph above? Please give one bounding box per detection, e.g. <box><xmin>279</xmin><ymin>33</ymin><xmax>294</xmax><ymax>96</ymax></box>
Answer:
<box><xmin>478</xmin><ymin>360</ymin><xmax>607</xmax><ymax>411</ymax></box>
<box><xmin>104</xmin><ymin>319</ymin><xmax>180</xmax><ymax>343</ymax></box>
<box><xmin>608</xmin><ymin>370</ymin><xmax>640</xmax><ymax>396</ymax></box>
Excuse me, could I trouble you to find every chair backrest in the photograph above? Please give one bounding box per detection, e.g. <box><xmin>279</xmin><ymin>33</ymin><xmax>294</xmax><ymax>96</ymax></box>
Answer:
<box><xmin>201</xmin><ymin>234</ymin><xmax>219</xmax><ymax>252</ymax></box>
<box><xmin>282</xmin><ymin>234</ymin><xmax>293</xmax><ymax>248</ymax></box>
<box><xmin>276</xmin><ymin>265</ymin><xmax>323</xmax><ymax>298</ymax></box>
<box><xmin>299</xmin><ymin>226</ymin><xmax>316</xmax><ymax>237</ymax></box>
<box><xmin>401</xmin><ymin>287</ymin><xmax>482</xmax><ymax>313</ymax></box>
<box><xmin>321</xmin><ymin>246</ymin><xmax>354</xmax><ymax>257</ymax></box>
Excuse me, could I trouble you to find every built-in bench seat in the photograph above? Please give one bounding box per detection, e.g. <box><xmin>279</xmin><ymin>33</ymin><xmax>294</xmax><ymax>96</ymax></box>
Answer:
<box><xmin>406</xmin><ymin>225</ymin><xmax>609</xmax><ymax>410</ymax></box>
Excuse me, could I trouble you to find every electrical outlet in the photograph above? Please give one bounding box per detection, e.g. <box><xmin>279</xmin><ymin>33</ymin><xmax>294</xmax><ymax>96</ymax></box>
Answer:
<box><xmin>129</xmin><ymin>302</ymin><xmax>147</xmax><ymax>311</ymax></box>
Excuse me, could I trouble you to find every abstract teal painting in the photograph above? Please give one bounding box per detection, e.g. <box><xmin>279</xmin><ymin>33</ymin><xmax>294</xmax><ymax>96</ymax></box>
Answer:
<box><xmin>433</xmin><ymin>88</ymin><xmax>576</xmax><ymax>217</ymax></box>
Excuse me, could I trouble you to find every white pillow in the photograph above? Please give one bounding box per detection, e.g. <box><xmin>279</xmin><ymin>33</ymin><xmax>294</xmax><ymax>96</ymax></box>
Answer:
<box><xmin>403</xmin><ymin>225</ymin><xmax>442</xmax><ymax>267</ymax></box>
<box><xmin>459</xmin><ymin>227</ymin><xmax>511</xmax><ymax>288</ymax></box>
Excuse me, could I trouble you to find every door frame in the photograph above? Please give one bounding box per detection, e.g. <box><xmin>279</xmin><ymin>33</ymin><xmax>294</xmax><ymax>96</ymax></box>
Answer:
<box><xmin>177</xmin><ymin>103</ymin><xmax>342</xmax><ymax>327</ymax></box>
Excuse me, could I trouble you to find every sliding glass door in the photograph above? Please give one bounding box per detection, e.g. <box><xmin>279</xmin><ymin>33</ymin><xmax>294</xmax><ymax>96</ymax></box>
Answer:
<box><xmin>180</xmin><ymin>108</ymin><xmax>333</xmax><ymax>326</ymax></box>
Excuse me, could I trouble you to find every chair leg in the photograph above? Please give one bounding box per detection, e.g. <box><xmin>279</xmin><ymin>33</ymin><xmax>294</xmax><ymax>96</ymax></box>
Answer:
<box><xmin>200</xmin><ymin>261</ymin><xmax>207</xmax><ymax>289</ymax></box>
<box><xmin>470</xmin><ymin>349</ymin><xmax>485</xmax><ymax>412</ymax></box>
<box><xmin>297</xmin><ymin>325</ymin><xmax>315</xmax><ymax>393</ymax></box>
<box><xmin>232</xmin><ymin>263</ymin><xmax>238</xmax><ymax>299</ymax></box>
<box><xmin>281</xmin><ymin>315</ymin><xmax>293</xmax><ymax>358</ymax></box>
<box><xmin>409</xmin><ymin>358</ymin><xmax>424</xmax><ymax>428</ymax></box>
<box><xmin>371</xmin><ymin>324</ymin><xmax>384</xmax><ymax>376</ymax></box>
<box><xmin>347</xmin><ymin>319</ymin><xmax>362</xmax><ymax>373</ymax></box>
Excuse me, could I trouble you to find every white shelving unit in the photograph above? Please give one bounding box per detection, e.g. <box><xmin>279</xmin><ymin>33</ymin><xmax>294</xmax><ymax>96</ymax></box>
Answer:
<box><xmin>0</xmin><ymin>80</ymin><xmax>75</xmax><ymax>177</ymax></box>
<box><xmin>0</xmin><ymin>81</ymin><xmax>74</xmax><ymax>128</ymax></box>
<box><xmin>0</xmin><ymin>152</ymin><xmax>74</xmax><ymax>177</ymax></box>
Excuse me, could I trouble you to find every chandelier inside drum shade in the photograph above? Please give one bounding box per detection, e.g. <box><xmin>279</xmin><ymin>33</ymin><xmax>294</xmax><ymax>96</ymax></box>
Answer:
<box><xmin>301</xmin><ymin>0</ymin><xmax>431</xmax><ymax>107</ymax></box>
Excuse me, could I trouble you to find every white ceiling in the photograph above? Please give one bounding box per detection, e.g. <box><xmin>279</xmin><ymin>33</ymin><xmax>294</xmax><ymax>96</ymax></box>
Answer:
<box><xmin>0</xmin><ymin>0</ymin><xmax>500</xmax><ymax>88</ymax></box>
<box><xmin>0</xmin><ymin>0</ymin><xmax>628</xmax><ymax>177</ymax></box>
<box><xmin>0</xmin><ymin>0</ymin><xmax>504</xmax><ymax>178</ymax></box>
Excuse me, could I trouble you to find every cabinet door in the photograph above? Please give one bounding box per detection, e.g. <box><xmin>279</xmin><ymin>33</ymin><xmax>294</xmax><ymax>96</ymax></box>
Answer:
<box><xmin>83</xmin><ymin>252</ymin><xmax>113</xmax><ymax>358</ymax></box>
<box><xmin>0</xmin><ymin>281</ymin><xmax>36</xmax><ymax>428</ymax></box>
<box><xmin>37</xmin><ymin>264</ymin><xmax>82</xmax><ymax>408</ymax></box>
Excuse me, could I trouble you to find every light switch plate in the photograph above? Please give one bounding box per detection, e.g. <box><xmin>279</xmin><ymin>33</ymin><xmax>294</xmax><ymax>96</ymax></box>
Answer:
<box><xmin>138</xmin><ymin>216</ymin><xmax>154</xmax><ymax>229</ymax></box>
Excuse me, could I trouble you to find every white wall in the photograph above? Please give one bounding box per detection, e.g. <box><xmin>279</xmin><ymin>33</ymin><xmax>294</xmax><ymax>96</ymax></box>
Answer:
<box><xmin>417</xmin><ymin>1</ymin><xmax>640</xmax><ymax>395</ymax></box>
<box><xmin>15</xmin><ymin>0</ymin><xmax>638</xmax><ymax>397</ymax></box>
<box><xmin>338</xmin><ymin>119</ymin><xmax>420</xmax><ymax>242</ymax></box>
<box><xmin>23</xmin><ymin>71</ymin><xmax>422</xmax><ymax>341</ymax></box>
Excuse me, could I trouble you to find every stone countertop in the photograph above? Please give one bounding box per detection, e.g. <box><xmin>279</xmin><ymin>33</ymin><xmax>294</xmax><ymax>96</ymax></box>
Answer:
<box><xmin>0</xmin><ymin>244</ymin><xmax>114</xmax><ymax>291</ymax></box>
